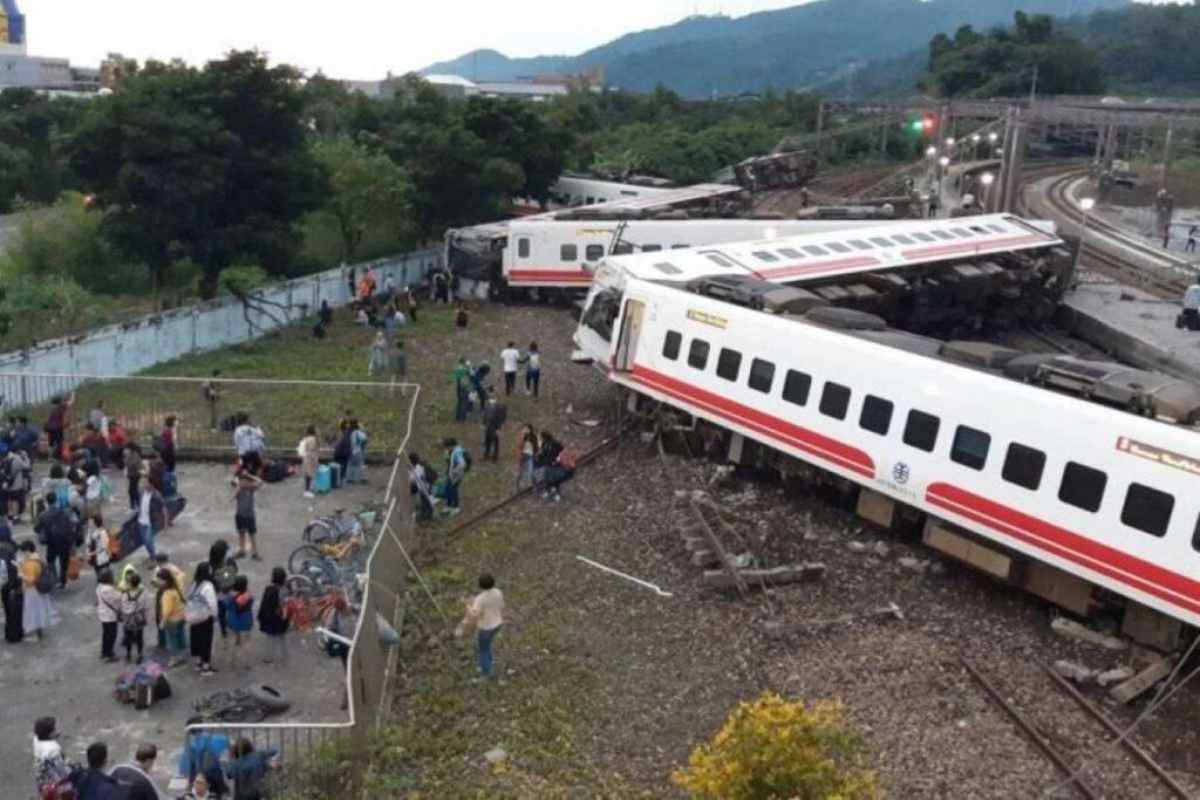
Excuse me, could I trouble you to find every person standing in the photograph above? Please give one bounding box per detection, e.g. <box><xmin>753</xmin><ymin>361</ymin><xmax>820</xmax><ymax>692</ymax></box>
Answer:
<box><xmin>455</xmin><ymin>302</ymin><xmax>469</xmax><ymax>332</ymax></box>
<box><xmin>500</xmin><ymin>342</ymin><xmax>520</xmax><ymax>396</ymax></box>
<box><xmin>404</xmin><ymin>286</ymin><xmax>419</xmax><ymax>323</ymax></box>
<box><xmin>87</xmin><ymin>400</ymin><xmax>107</xmax><ymax>435</ymax></box>
<box><xmin>32</xmin><ymin>717</ymin><xmax>69</xmax><ymax>796</ymax></box>
<box><xmin>367</xmin><ymin>331</ymin><xmax>388</xmax><ymax>377</ymax></box>
<box><xmin>442</xmin><ymin>437</ymin><xmax>467</xmax><ymax>517</ymax></box>
<box><xmin>482</xmin><ymin>394</ymin><xmax>506</xmax><ymax>463</ymax></box>
<box><xmin>95</xmin><ymin>568</ymin><xmax>121</xmax><ymax>662</ymax></box>
<box><xmin>74</xmin><ymin>742</ymin><xmax>125</xmax><ymax>800</ymax></box>
<box><xmin>454</xmin><ymin>357</ymin><xmax>471</xmax><ymax>423</ymax></box>
<box><xmin>186</xmin><ymin>562</ymin><xmax>219</xmax><ymax>675</ymax></box>
<box><xmin>228</xmin><ymin>575</ymin><xmax>254</xmax><ymax>670</ymax></box>
<box><xmin>1182</xmin><ymin>281</ymin><xmax>1200</xmax><ymax>332</ymax></box>
<box><xmin>258</xmin><ymin>566</ymin><xmax>290</xmax><ymax>665</ymax></box>
<box><xmin>124</xmin><ymin>444</ymin><xmax>144</xmax><ymax>511</ymax></box>
<box><xmin>523</xmin><ymin>342</ymin><xmax>542</xmax><ymax>399</ymax></box>
<box><xmin>85</xmin><ymin>517</ymin><xmax>112</xmax><ymax>578</ymax></box>
<box><xmin>1</xmin><ymin>530</ymin><xmax>22</xmax><ymax>643</ymax></box>
<box><xmin>20</xmin><ymin>540</ymin><xmax>55</xmax><ymax>639</ymax></box>
<box><xmin>391</xmin><ymin>339</ymin><xmax>408</xmax><ymax>396</ymax></box>
<box><xmin>408</xmin><ymin>453</ymin><xmax>435</xmax><ymax>522</ymax></box>
<box><xmin>35</xmin><ymin>493</ymin><xmax>75</xmax><ymax>589</ymax></box>
<box><xmin>157</xmin><ymin>567</ymin><xmax>188</xmax><ymax>667</ymax></box>
<box><xmin>203</xmin><ymin>371</ymin><xmax>222</xmax><ymax>432</ymax></box>
<box><xmin>227</xmin><ymin>738</ymin><xmax>279</xmax><ymax>799</ymax></box>
<box><xmin>233</xmin><ymin>414</ymin><xmax>266</xmax><ymax>475</ymax></box>
<box><xmin>110</xmin><ymin>743</ymin><xmax>162</xmax><ymax>800</ymax></box>
<box><xmin>383</xmin><ymin>302</ymin><xmax>398</xmax><ymax>342</ymax></box>
<box><xmin>346</xmin><ymin>420</ymin><xmax>369</xmax><ymax>484</ymax></box>
<box><xmin>515</xmin><ymin>424</ymin><xmax>538</xmax><ymax>491</ymax></box>
<box><xmin>1187</xmin><ymin>225</ymin><xmax>1198</xmax><ymax>254</ymax></box>
<box><xmin>137</xmin><ymin>484</ymin><xmax>158</xmax><ymax>561</ymax></box>
<box><xmin>298</xmin><ymin>426</ymin><xmax>319</xmax><ymax>499</ymax></box>
<box><xmin>158</xmin><ymin>416</ymin><xmax>179</xmax><ymax>474</ymax></box>
<box><xmin>454</xmin><ymin>573</ymin><xmax>505</xmax><ymax>680</ymax></box>
<box><xmin>232</xmin><ymin>469</ymin><xmax>263</xmax><ymax>560</ymax></box>
<box><xmin>120</xmin><ymin>572</ymin><xmax>149</xmax><ymax>664</ymax></box>
<box><xmin>44</xmin><ymin>393</ymin><xmax>75</xmax><ymax>461</ymax></box>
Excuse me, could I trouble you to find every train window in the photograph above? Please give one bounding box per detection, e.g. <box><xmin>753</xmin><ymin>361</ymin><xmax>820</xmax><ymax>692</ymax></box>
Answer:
<box><xmin>892</xmin><ymin>234</ymin><xmax>915</xmax><ymax>245</ymax></box>
<box><xmin>748</xmin><ymin>359</ymin><xmax>775</xmax><ymax>393</ymax></box>
<box><xmin>987</xmin><ymin>225</ymin><xmax>1006</xmax><ymax>233</ymax></box>
<box><xmin>803</xmin><ymin>246</ymin><xmax>829</xmax><ymax>256</ymax></box>
<box><xmin>859</xmin><ymin>395</ymin><xmax>893</xmax><ymax>435</ymax></box>
<box><xmin>848</xmin><ymin>240</ymin><xmax>874</xmax><ymax>251</ymax></box>
<box><xmin>970</xmin><ymin>225</ymin><xmax>988</xmax><ymax>234</ymax></box>
<box><xmin>707</xmin><ymin>254</ymin><xmax>734</xmax><ymax>268</ymax></box>
<box><xmin>560</xmin><ymin>244</ymin><xmax>578</xmax><ymax>262</ymax></box>
<box><xmin>585</xmin><ymin>245</ymin><xmax>605</xmax><ymax>261</ymax></box>
<box><xmin>662</xmin><ymin>331</ymin><xmax>682</xmax><ymax>361</ymax></box>
<box><xmin>912</xmin><ymin>232</ymin><xmax>936</xmax><ymax>243</ymax></box>
<box><xmin>1121</xmin><ymin>483</ymin><xmax>1174</xmax><ymax>538</ymax></box>
<box><xmin>1192</xmin><ymin>516</ymin><xmax>1200</xmax><ymax>553</ymax></box>
<box><xmin>1059</xmin><ymin>462</ymin><xmax>1108</xmax><ymax>513</ymax></box>
<box><xmin>778</xmin><ymin>248</ymin><xmax>803</xmax><ymax>258</ymax></box>
<box><xmin>716</xmin><ymin>349</ymin><xmax>742</xmax><ymax>382</ymax></box>
<box><xmin>586</xmin><ymin>196</ymin><xmax>595</xmax><ymax>205</ymax></box>
<box><xmin>903</xmin><ymin>409</ymin><xmax>940</xmax><ymax>452</ymax></box>
<box><xmin>782</xmin><ymin>370</ymin><xmax>812</xmax><ymax>406</ymax></box>
<box><xmin>672</xmin><ymin>244</ymin><xmax>690</xmax><ymax>250</ymax></box>
<box><xmin>1002</xmin><ymin>443</ymin><xmax>1046</xmax><ymax>490</ymax></box>
<box><xmin>951</xmin><ymin>227</ymin><xmax>972</xmax><ymax>238</ymax></box>
<box><xmin>653</xmin><ymin>262</ymin><xmax>683</xmax><ymax>276</ymax></box>
<box><xmin>752</xmin><ymin>251</ymin><xmax>780</xmax><ymax>263</ymax></box>
<box><xmin>819</xmin><ymin>382</ymin><xmax>851</xmax><ymax>420</ymax></box>
<box><xmin>826</xmin><ymin>242</ymin><xmax>852</xmax><ymax>254</ymax></box>
<box><xmin>643</xmin><ymin>244</ymin><xmax>663</xmax><ymax>253</ymax></box>
<box><xmin>932</xmin><ymin>230</ymin><xmax>956</xmax><ymax>241</ymax></box>
<box><xmin>518</xmin><ymin>238</ymin><xmax>531</xmax><ymax>258</ymax></box>
<box><xmin>612</xmin><ymin>242</ymin><xmax>634</xmax><ymax>256</ymax></box>
<box><xmin>869</xmin><ymin>237</ymin><xmax>893</xmax><ymax>247</ymax></box>
<box><xmin>951</xmin><ymin>425</ymin><xmax>991</xmax><ymax>471</ymax></box>
<box><xmin>688</xmin><ymin>339</ymin><xmax>710</xmax><ymax>370</ymax></box>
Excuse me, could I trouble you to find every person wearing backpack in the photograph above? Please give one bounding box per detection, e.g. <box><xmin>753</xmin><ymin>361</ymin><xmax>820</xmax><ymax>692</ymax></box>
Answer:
<box><xmin>85</xmin><ymin>516</ymin><xmax>111</xmax><ymax>578</ymax></box>
<box><xmin>187</xmin><ymin>562</ymin><xmax>219</xmax><ymax>675</ymax></box>
<box><xmin>36</xmin><ymin>492</ymin><xmax>76</xmax><ymax>590</ymax></box>
<box><xmin>95</xmin><ymin>568</ymin><xmax>121</xmax><ymax>662</ymax></box>
<box><xmin>5</xmin><ymin>445</ymin><xmax>31</xmax><ymax>524</ymax></box>
<box><xmin>120</xmin><ymin>571</ymin><xmax>150</xmax><ymax>663</ymax></box>
<box><xmin>346</xmin><ymin>420</ymin><xmax>369</xmax><ymax>484</ymax></box>
<box><xmin>407</xmin><ymin>453</ymin><xmax>435</xmax><ymax>522</ymax></box>
<box><xmin>442</xmin><ymin>437</ymin><xmax>469</xmax><ymax>517</ymax></box>
<box><xmin>19</xmin><ymin>540</ymin><xmax>56</xmax><ymax>640</ymax></box>
<box><xmin>228</xmin><ymin>574</ymin><xmax>254</xmax><ymax>669</ymax></box>
<box><xmin>258</xmin><ymin>566</ymin><xmax>290</xmax><ymax>665</ymax></box>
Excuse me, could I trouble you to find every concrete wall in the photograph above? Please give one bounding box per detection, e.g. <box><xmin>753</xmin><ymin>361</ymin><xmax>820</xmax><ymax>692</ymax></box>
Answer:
<box><xmin>0</xmin><ymin>249</ymin><xmax>441</xmax><ymax>408</ymax></box>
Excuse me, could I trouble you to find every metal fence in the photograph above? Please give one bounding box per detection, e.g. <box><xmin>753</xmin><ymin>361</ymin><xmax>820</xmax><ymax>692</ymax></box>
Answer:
<box><xmin>0</xmin><ymin>248</ymin><xmax>441</xmax><ymax>392</ymax></box>
<box><xmin>182</xmin><ymin>385</ymin><xmax>421</xmax><ymax>798</ymax></box>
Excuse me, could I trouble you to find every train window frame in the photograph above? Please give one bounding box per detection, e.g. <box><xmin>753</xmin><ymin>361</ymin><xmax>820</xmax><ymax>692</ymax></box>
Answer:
<box><xmin>748</xmin><ymin>358</ymin><xmax>775</xmax><ymax>394</ymax></box>
<box><xmin>826</xmin><ymin>242</ymin><xmax>852</xmax><ymax>254</ymax></box>
<box><xmin>912</xmin><ymin>232</ymin><xmax>936</xmax><ymax>242</ymax></box>
<box><xmin>903</xmin><ymin>409</ymin><xmax>941</xmax><ymax>452</ymax></box>
<box><xmin>517</xmin><ymin>238</ymin><xmax>531</xmax><ymax>258</ymax></box>
<box><xmin>970</xmin><ymin>225</ymin><xmax>988</xmax><ymax>234</ymax></box>
<box><xmin>560</xmin><ymin>244</ymin><xmax>578</xmax><ymax>262</ymax></box>
<box><xmin>848</xmin><ymin>240</ymin><xmax>874</xmax><ymax>251</ymax></box>
<box><xmin>782</xmin><ymin>370</ymin><xmax>812</xmax><ymax>406</ymax></box>
<box><xmin>585</xmin><ymin>244</ymin><xmax>605</xmax><ymax>261</ymax></box>
<box><xmin>1121</xmin><ymin>483</ymin><xmax>1174</xmax><ymax>538</ymax></box>
<box><xmin>652</xmin><ymin>262</ymin><xmax>682</xmax><ymax>276</ymax></box>
<box><xmin>859</xmin><ymin>395</ymin><xmax>894</xmax><ymax>435</ymax></box>
<box><xmin>950</xmin><ymin>227</ymin><xmax>973</xmax><ymax>238</ymax></box>
<box><xmin>987</xmin><ymin>224</ymin><xmax>1007</xmax><ymax>233</ymax></box>
<box><xmin>672</xmin><ymin>244</ymin><xmax>690</xmax><ymax>250</ymax></box>
<box><xmin>778</xmin><ymin>248</ymin><xmax>803</xmax><ymax>259</ymax></box>
<box><xmin>1192</xmin><ymin>516</ymin><xmax>1200</xmax><ymax>553</ymax></box>
<box><xmin>612</xmin><ymin>242</ymin><xmax>634</xmax><ymax>256</ymax></box>
<box><xmin>869</xmin><ymin>237</ymin><xmax>893</xmax><ymax>247</ymax></box>
<box><xmin>819</xmin><ymin>382</ymin><xmax>852</xmax><ymax>420</ymax></box>
<box><xmin>706</xmin><ymin>254</ymin><xmax>735</xmax><ymax>268</ymax></box>
<box><xmin>1059</xmin><ymin>461</ymin><xmax>1108</xmax><ymax>513</ymax></box>
<box><xmin>752</xmin><ymin>251</ymin><xmax>780</xmax><ymax>263</ymax></box>
<box><xmin>803</xmin><ymin>245</ymin><xmax>829</xmax><ymax>256</ymax></box>
<box><xmin>1002</xmin><ymin>442</ymin><xmax>1046</xmax><ymax>491</ymax></box>
<box><xmin>662</xmin><ymin>331</ymin><xmax>682</xmax><ymax>361</ymax></box>
<box><xmin>951</xmin><ymin>425</ymin><xmax>991</xmax><ymax>471</ymax></box>
<box><xmin>688</xmin><ymin>339</ymin><xmax>711</xmax><ymax>370</ymax></box>
<box><xmin>716</xmin><ymin>348</ymin><xmax>743</xmax><ymax>382</ymax></box>
<box><xmin>892</xmin><ymin>234</ymin><xmax>915</xmax><ymax>245</ymax></box>
<box><xmin>932</xmin><ymin>230</ymin><xmax>956</xmax><ymax>241</ymax></box>
<box><xmin>643</xmin><ymin>244</ymin><xmax>663</xmax><ymax>253</ymax></box>
<box><xmin>586</xmin><ymin>196</ymin><xmax>595</xmax><ymax>205</ymax></box>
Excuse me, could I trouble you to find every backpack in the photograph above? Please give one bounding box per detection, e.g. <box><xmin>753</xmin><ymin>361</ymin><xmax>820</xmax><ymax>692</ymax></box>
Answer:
<box><xmin>215</xmin><ymin>562</ymin><xmax>239</xmax><ymax>593</ymax></box>
<box><xmin>459</xmin><ymin>448</ymin><xmax>473</xmax><ymax>473</ymax></box>
<box><xmin>184</xmin><ymin>587</ymin><xmax>211</xmax><ymax>624</ymax></box>
<box><xmin>122</xmin><ymin>590</ymin><xmax>147</xmax><ymax>630</ymax></box>
<box><xmin>54</xmin><ymin>484</ymin><xmax>70</xmax><ymax>509</ymax></box>
<box><xmin>35</xmin><ymin>560</ymin><xmax>55</xmax><ymax>594</ymax></box>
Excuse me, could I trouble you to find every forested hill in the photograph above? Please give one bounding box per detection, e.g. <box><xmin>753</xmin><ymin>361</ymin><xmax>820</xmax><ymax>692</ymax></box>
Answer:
<box><xmin>419</xmin><ymin>0</ymin><xmax>1126</xmax><ymax>97</ymax></box>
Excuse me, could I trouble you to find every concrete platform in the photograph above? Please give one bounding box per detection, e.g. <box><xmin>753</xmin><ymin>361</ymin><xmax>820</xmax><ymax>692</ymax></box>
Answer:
<box><xmin>1057</xmin><ymin>274</ymin><xmax>1200</xmax><ymax>382</ymax></box>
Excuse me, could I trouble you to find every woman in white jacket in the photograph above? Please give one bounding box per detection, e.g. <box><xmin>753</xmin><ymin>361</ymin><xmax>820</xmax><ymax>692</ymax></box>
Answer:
<box><xmin>186</xmin><ymin>562</ymin><xmax>220</xmax><ymax>675</ymax></box>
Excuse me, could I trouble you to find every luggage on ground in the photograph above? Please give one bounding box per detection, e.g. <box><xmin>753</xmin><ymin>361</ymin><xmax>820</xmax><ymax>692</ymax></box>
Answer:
<box><xmin>315</xmin><ymin>465</ymin><xmax>332</xmax><ymax>494</ymax></box>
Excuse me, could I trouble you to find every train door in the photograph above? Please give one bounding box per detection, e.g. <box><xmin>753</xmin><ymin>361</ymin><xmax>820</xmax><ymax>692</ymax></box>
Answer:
<box><xmin>613</xmin><ymin>299</ymin><xmax>646</xmax><ymax>372</ymax></box>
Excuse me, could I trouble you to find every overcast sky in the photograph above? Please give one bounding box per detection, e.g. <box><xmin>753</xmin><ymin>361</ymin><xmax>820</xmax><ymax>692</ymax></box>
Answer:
<box><xmin>20</xmin><ymin>0</ymin><xmax>1182</xmax><ymax>79</ymax></box>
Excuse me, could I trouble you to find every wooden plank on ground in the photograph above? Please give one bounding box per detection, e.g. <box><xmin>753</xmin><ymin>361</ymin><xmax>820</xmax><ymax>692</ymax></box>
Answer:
<box><xmin>1110</xmin><ymin>656</ymin><xmax>1174</xmax><ymax>704</ymax></box>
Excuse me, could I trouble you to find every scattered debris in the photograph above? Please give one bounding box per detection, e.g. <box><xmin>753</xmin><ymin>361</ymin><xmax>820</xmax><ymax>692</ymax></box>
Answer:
<box><xmin>575</xmin><ymin>556</ymin><xmax>674</xmax><ymax>598</ymax></box>
<box><xmin>1096</xmin><ymin>666</ymin><xmax>1135</xmax><ymax>688</ymax></box>
<box><xmin>762</xmin><ymin>602</ymin><xmax>902</xmax><ymax>637</ymax></box>
<box><xmin>898</xmin><ymin>557</ymin><xmax>930</xmax><ymax>573</ymax></box>
<box><xmin>1052</xmin><ymin>660</ymin><xmax>1097</xmax><ymax>683</ymax></box>
<box><xmin>483</xmin><ymin>748</ymin><xmax>508</xmax><ymax>765</ymax></box>
<box><xmin>703</xmin><ymin>564</ymin><xmax>826</xmax><ymax>591</ymax></box>
<box><xmin>1111</xmin><ymin>655</ymin><xmax>1174</xmax><ymax>704</ymax></box>
<box><xmin>872</xmin><ymin>541</ymin><xmax>890</xmax><ymax>558</ymax></box>
<box><xmin>1051</xmin><ymin>617</ymin><xmax>1128</xmax><ymax>651</ymax></box>
<box><xmin>847</xmin><ymin>541</ymin><xmax>868</xmax><ymax>553</ymax></box>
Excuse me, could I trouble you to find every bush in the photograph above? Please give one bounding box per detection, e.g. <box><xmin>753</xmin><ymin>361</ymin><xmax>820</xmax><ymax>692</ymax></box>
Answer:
<box><xmin>672</xmin><ymin>692</ymin><xmax>879</xmax><ymax>800</ymax></box>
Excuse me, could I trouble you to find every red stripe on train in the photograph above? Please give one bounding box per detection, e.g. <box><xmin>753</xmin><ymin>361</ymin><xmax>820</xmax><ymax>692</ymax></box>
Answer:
<box><xmin>629</xmin><ymin>365</ymin><xmax>875</xmax><ymax>478</ymax></box>
<box><xmin>900</xmin><ymin>233</ymin><xmax>1047</xmax><ymax>261</ymax></box>
<box><xmin>755</xmin><ymin>256</ymin><xmax>880</xmax><ymax>281</ymax></box>
<box><xmin>927</xmin><ymin>482</ymin><xmax>1200</xmax><ymax>616</ymax></box>
<box><xmin>508</xmin><ymin>269</ymin><xmax>592</xmax><ymax>282</ymax></box>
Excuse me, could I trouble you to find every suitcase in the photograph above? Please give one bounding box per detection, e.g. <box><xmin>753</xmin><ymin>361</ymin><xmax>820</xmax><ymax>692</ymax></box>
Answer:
<box><xmin>134</xmin><ymin>680</ymin><xmax>153</xmax><ymax>710</ymax></box>
<box><xmin>329</xmin><ymin>462</ymin><xmax>343</xmax><ymax>489</ymax></box>
<box><xmin>314</xmin><ymin>465</ymin><xmax>332</xmax><ymax>495</ymax></box>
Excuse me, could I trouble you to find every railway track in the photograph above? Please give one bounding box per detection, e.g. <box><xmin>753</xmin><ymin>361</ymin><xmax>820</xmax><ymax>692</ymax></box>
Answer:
<box><xmin>1029</xmin><ymin>169</ymin><xmax>1196</xmax><ymax>300</ymax></box>
<box><xmin>960</xmin><ymin>655</ymin><xmax>1191</xmax><ymax>799</ymax></box>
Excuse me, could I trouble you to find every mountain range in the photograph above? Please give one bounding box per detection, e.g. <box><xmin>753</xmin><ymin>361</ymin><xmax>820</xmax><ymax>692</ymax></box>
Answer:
<box><xmin>419</xmin><ymin>0</ymin><xmax>1128</xmax><ymax>97</ymax></box>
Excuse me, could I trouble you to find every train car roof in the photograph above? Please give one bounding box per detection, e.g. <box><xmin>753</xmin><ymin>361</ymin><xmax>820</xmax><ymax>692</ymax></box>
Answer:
<box><xmin>602</xmin><ymin>213</ymin><xmax>1063</xmax><ymax>285</ymax></box>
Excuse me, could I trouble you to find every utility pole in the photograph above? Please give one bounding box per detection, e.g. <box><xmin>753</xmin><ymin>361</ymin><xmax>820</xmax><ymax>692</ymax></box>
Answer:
<box><xmin>1161</xmin><ymin>120</ymin><xmax>1174</xmax><ymax>192</ymax></box>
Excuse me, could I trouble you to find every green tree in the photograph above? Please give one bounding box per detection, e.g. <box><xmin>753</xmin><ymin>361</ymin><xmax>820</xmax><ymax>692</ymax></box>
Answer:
<box><xmin>311</xmin><ymin>136</ymin><xmax>416</xmax><ymax>264</ymax></box>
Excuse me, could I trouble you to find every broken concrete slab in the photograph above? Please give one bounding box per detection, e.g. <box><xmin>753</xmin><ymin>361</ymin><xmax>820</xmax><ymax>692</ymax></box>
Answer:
<box><xmin>1052</xmin><ymin>660</ymin><xmax>1096</xmax><ymax>683</ymax></box>
<box><xmin>1111</xmin><ymin>656</ymin><xmax>1174</xmax><ymax>704</ymax></box>
<box><xmin>1096</xmin><ymin>666</ymin><xmax>1135</xmax><ymax>688</ymax></box>
<box><xmin>1051</xmin><ymin>617</ymin><xmax>1128</xmax><ymax>651</ymax></box>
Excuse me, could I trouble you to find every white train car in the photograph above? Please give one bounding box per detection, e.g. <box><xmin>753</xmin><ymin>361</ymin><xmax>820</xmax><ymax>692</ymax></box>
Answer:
<box><xmin>503</xmin><ymin>218</ymin><xmax>895</xmax><ymax>289</ymax></box>
<box><xmin>575</xmin><ymin>225</ymin><xmax>1200</xmax><ymax>640</ymax></box>
<box><xmin>550</xmin><ymin>175</ymin><xmax>676</xmax><ymax>208</ymax></box>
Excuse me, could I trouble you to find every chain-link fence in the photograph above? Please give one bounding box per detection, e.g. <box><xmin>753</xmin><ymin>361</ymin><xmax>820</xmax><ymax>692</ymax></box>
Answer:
<box><xmin>0</xmin><ymin>372</ymin><xmax>415</xmax><ymax>461</ymax></box>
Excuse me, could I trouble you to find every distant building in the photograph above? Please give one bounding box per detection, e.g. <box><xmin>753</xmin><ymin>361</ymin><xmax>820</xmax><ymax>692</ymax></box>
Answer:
<box><xmin>0</xmin><ymin>0</ymin><xmax>98</xmax><ymax>93</ymax></box>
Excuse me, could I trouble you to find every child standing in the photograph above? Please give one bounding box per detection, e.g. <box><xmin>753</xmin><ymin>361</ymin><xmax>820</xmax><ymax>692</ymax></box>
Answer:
<box><xmin>228</xmin><ymin>575</ymin><xmax>254</xmax><ymax>670</ymax></box>
<box><xmin>257</xmin><ymin>567</ymin><xmax>290</xmax><ymax>665</ymax></box>
<box><xmin>157</xmin><ymin>567</ymin><xmax>187</xmax><ymax>667</ymax></box>
<box><xmin>232</xmin><ymin>470</ymin><xmax>263</xmax><ymax>561</ymax></box>
<box><xmin>120</xmin><ymin>572</ymin><xmax>149</xmax><ymax>664</ymax></box>
<box><xmin>297</xmin><ymin>427</ymin><xmax>319</xmax><ymax>500</ymax></box>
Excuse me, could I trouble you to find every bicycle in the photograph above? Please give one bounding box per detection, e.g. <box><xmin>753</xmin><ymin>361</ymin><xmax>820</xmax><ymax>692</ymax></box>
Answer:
<box><xmin>283</xmin><ymin>584</ymin><xmax>353</xmax><ymax>634</ymax></box>
<box><xmin>303</xmin><ymin>508</ymin><xmax>364</xmax><ymax>545</ymax></box>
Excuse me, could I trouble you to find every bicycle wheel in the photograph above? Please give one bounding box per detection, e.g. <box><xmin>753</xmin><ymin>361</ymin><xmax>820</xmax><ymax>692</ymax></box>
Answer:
<box><xmin>289</xmin><ymin>544</ymin><xmax>327</xmax><ymax>576</ymax></box>
<box><xmin>285</xmin><ymin>574</ymin><xmax>319</xmax><ymax>599</ymax></box>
